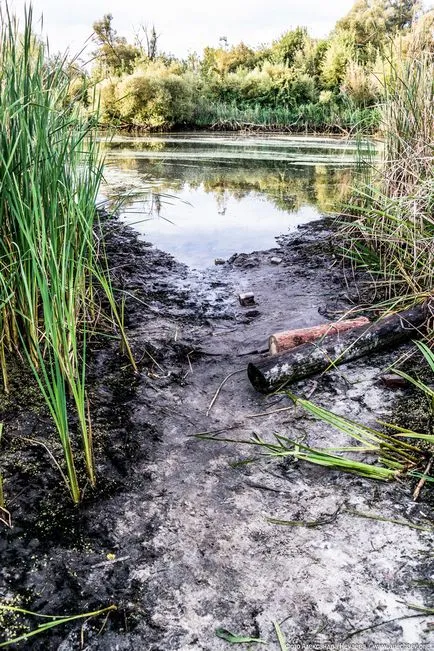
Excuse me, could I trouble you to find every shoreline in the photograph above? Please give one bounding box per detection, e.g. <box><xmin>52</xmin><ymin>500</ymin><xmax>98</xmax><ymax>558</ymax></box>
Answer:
<box><xmin>98</xmin><ymin>123</ymin><xmax>378</xmax><ymax>137</ymax></box>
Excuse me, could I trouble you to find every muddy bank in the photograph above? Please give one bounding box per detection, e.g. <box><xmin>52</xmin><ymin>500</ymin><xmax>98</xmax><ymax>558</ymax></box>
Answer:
<box><xmin>1</xmin><ymin>218</ymin><xmax>433</xmax><ymax>650</ymax></box>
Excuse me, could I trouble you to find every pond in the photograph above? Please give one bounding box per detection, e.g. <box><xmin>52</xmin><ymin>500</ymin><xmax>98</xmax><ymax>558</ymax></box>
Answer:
<box><xmin>101</xmin><ymin>133</ymin><xmax>366</xmax><ymax>268</ymax></box>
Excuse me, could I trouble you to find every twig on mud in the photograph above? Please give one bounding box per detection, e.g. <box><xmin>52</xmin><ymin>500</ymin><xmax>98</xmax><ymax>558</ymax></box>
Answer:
<box><xmin>116</xmin><ymin>289</ymin><xmax>161</xmax><ymax>314</ymax></box>
<box><xmin>189</xmin><ymin>423</ymin><xmax>244</xmax><ymax>437</ymax></box>
<box><xmin>206</xmin><ymin>369</ymin><xmax>245</xmax><ymax>417</ymax></box>
<box><xmin>244</xmin><ymin>406</ymin><xmax>293</xmax><ymax>419</ymax></box>
<box><xmin>237</xmin><ymin>348</ymin><xmax>268</xmax><ymax>356</ymax></box>
<box><xmin>143</xmin><ymin>348</ymin><xmax>168</xmax><ymax>376</ymax></box>
<box><xmin>7</xmin><ymin>487</ymin><xmax>26</xmax><ymax>507</ymax></box>
<box><xmin>305</xmin><ymin>380</ymin><xmax>318</xmax><ymax>400</ymax></box>
<box><xmin>187</xmin><ymin>351</ymin><xmax>194</xmax><ymax>374</ymax></box>
<box><xmin>91</xmin><ymin>555</ymin><xmax>131</xmax><ymax>569</ymax></box>
<box><xmin>0</xmin><ymin>505</ymin><xmax>11</xmax><ymax>528</ymax></box>
<box><xmin>267</xmin><ymin>505</ymin><xmax>343</xmax><ymax>528</ymax></box>
<box><xmin>96</xmin><ymin>609</ymin><xmax>113</xmax><ymax>636</ymax></box>
<box><xmin>9</xmin><ymin>434</ymin><xmax>69</xmax><ymax>488</ymax></box>
<box><xmin>342</xmin><ymin>612</ymin><xmax>430</xmax><ymax>641</ymax></box>
<box><xmin>413</xmin><ymin>457</ymin><xmax>434</xmax><ymax>501</ymax></box>
<box><xmin>212</xmin><ymin>328</ymin><xmax>238</xmax><ymax>335</ymax></box>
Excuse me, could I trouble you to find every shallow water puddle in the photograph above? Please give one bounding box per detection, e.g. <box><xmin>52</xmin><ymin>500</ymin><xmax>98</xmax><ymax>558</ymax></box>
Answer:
<box><xmin>101</xmin><ymin>133</ymin><xmax>367</xmax><ymax>268</ymax></box>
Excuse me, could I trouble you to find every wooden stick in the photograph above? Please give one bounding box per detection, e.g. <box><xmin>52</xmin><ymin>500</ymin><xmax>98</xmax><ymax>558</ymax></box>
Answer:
<box><xmin>206</xmin><ymin>369</ymin><xmax>245</xmax><ymax>416</ymax></box>
<box><xmin>269</xmin><ymin>317</ymin><xmax>370</xmax><ymax>354</ymax></box>
<box><xmin>413</xmin><ymin>457</ymin><xmax>433</xmax><ymax>501</ymax></box>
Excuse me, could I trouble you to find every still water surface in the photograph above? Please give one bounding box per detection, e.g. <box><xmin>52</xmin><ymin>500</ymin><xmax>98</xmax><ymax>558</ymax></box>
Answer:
<box><xmin>101</xmin><ymin>133</ymin><xmax>364</xmax><ymax>268</ymax></box>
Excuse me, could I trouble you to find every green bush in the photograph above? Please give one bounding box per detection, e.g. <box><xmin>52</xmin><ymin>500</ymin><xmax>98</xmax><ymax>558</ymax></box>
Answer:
<box><xmin>97</xmin><ymin>64</ymin><xmax>199</xmax><ymax>128</ymax></box>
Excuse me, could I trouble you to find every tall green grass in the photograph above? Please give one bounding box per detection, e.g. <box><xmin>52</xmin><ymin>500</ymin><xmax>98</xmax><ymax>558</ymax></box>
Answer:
<box><xmin>0</xmin><ymin>5</ymin><xmax>132</xmax><ymax>502</ymax></box>
<box><xmin>191</xmin><ymin>100</ymin><xmax>379</xmax><ymax>134</ymax></box>
<box><xmin>342</xmin><ymin>53</ymin><xmax>434</xmax><ymax>303</ymax></box>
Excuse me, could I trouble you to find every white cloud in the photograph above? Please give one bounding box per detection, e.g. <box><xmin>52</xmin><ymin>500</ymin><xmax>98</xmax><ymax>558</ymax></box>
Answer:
<box><xmin>10</xmin><ymin>0</ymin><xmax>355</xmax><ymax>58</ymax></box>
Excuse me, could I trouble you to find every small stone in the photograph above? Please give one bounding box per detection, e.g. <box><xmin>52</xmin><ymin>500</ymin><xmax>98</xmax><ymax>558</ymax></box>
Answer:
<box><xmin>214</xmin><ymin>258</ymin><xmax>226</xmax><ymax>265</ymax></box>
<box><xmin>380</xmin><ymin>374</ymin><xmax>408</xmax><ymax>389</ymax></box>
<box><xmin>270</xmin><ymin>256</ymin><xmax>283</xmax><ymax>265</ymax></box>
<box><xmin>363</xmin><ymin>388</ymin><xmax>384</xmax><ymax>411</ymax></box>
<box><xmin>239</xmin><ymin>292</ymin><xmax>255</xmax><ymax>307</ymax></box>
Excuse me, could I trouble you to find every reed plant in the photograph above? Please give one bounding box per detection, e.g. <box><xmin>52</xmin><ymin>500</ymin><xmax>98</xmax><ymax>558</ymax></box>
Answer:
<box><xmin>0</xmin><ymin>5</ymin><xmax>132</xmax><ymax>503</ymax></box>
<box><xmin>0</xmin><ymin>603</ymin><xmax>117</xmax><ymax>647</ymax></box>
<box><xmin>198</xmin><ymin>342</ymin><xmax>434</xmax><ymax>485</ymax></box>
<box><xmin>342</xmin><ymin>52</ymin><xmax>434</xmax><ymax>302</ymax></box>
<box><xmin>191</xmin><ymin>100</ymin><xmax>379</xmax><ymax>134</ymax></box>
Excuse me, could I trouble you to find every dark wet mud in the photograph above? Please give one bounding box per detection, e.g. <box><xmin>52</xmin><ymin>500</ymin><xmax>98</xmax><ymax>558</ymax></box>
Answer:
<box><xmin>1</xmin><ymin>218</ymin><xmax>433</xmax><ymax>650</ymax></box>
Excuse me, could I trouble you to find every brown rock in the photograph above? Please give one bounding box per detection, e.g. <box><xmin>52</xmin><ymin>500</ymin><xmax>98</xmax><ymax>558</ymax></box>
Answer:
<box><xmin>380</xmin><ymin>374</ymin><xmax>408</xmax><ymax>389</ymax></box>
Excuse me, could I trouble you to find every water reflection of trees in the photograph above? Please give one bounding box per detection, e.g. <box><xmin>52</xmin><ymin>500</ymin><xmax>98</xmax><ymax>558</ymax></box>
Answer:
<box><xmin>104</xmin><ymin>152</ymin><xmax>358</xmax><ymax>215</ymax></box>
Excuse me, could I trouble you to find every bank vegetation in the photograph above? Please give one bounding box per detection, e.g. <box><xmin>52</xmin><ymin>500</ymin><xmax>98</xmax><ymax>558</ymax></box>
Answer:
<box><xmin>67</xmin><ymin>1</ymin><xmax>434</xmax><ymax>133</ymax></box>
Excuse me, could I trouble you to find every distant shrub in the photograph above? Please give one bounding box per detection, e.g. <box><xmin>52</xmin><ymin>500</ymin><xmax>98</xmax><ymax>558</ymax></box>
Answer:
<box><xmin>319</xmin><ymin>90</ymin><xmax>334</xmax><ymax>104</ymax></box>
<box><xmin>341</xmin><ymin>61</ymin><xmax>380</xmax><ymax>105</ymax></box>
<box><xmin>321</xmin><ymin>34</ymin><xmax>354</xmax><ymax>90</ymax></box>
<box><xmin>97</xmin><ymin>79</ymin><xmax>118</xmax><ymax>122</ymax></box>
<box><xmin>97</xmin><ymin>64</ymin><xmax>199</xmax><ymax>128</ymax></box>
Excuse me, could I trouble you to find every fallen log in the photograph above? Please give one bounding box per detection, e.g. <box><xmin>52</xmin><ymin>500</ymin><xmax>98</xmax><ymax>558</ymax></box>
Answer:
<box><xmin>269</xmin><ymin>317</ymin><xmax>370</xmax><ymax>355</ymax></box>
<box><xmin>248</xmin><ymin>302</ymin><xmax>430</xmax><ymax>394</ymax></box>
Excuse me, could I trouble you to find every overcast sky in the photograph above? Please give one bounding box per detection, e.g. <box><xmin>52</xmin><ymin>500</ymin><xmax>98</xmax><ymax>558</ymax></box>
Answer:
<box><xmin>10</xmin><ymin>0</ymin><xmax>356</xmax><ymax>59</ymax></box>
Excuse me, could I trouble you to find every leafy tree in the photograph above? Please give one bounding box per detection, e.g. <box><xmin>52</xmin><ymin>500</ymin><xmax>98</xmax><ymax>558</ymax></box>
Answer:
<box><xmin>92</xmin><ymin>14</ymin><xmax>140</xmax><ymax>75</ymax></box>
<box><xmin>321</xmin><ymin>33</ymin><xmax>355</xmax><ymax>89</ymax></box>
<box><xmin>272</xmin><ymin>27</ymin><xmax>308</xmax><ymax>66</ymax></box>
<box><xmin>336</xmin><ymin>1</ymin><xmax>420</xmax><ymax>61</ymax></box>
<box><xmin>386</xmin><ymin>0</ymin><xmax>420</xmax><ymax>31</ymax></box>
<box><xmin>201</xmin><ymin>42</ymin><xmax>257</xmax><ymax>77</ymax></box>
<box><xmin>100</xmin><ymin>63</ymin><xmax>198</xmax><ymax>128</ymax></box>
<box><xmin>93</xmin><ymin>14</ymin><xmax>116</xmax><ymax>45</ymax></box>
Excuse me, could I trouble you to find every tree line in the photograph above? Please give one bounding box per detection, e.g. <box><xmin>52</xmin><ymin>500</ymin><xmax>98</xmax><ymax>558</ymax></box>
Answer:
<box><xmin>68</xmin><ymin>0</ymin><xmax>433</xmax><ymax>132</ymax></box>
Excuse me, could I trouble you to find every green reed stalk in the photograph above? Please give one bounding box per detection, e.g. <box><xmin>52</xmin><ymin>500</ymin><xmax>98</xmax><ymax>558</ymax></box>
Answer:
<box><xmin>192</xmin><ymin>99</ymin><xmax>379</xmax><ymax>133</ymax></box>
<box><xmin>343</xmin><ymin>51</ymin><xmax>434</xmax><ymax>302</ymax></box>
<box><xmin>0</xmin><ymin>5</ymin><xmax>132</xmax><ymax>502</ymax></box>
<box><xmin>0</xmin><ymin>603</ymin><xmax>117</xmax><ymax>648</ymax></box>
